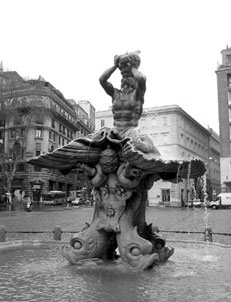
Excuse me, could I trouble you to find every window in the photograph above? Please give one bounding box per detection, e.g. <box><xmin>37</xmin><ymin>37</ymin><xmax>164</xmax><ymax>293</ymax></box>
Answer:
<box><xmin>228</xmin><ymin>91</ymin><xmax>231</xmax><ymax>105</ymax></box>
<box><xmin>50</xmin><ymin>101</ymin><xmax>55</xmax><ymax>109</ymax></box>
<box><xmin>101</xmin><ymin>119</ymin><xmax>105</xmax><ymax>127</ymax></box>
<box><xmin>229</xmin><ymin>108</ymin><xmax>231</xmax><ymax>122</ymax></box>
<box><xmin>180</xmin><ymin>133</ymin><xmax>184</xmax><ymax>143</ymax></box>
<box><xmin>21</xmin><ymin>128</ymin><xmax>25</xmax><ymax>137</ymax></box>
<box><xmin>227</xmin><ymin>55</ymin><xmax>231</xmax><ymax>65</ymax></box>
<box><xmin>162</xmin><ymin>116</ymin><xmax>167</xmax><ymax>126</ymax></box>
<box><xmin>10</xmin><ymin>129</ymin><xmax>16</xmax><ymax>139</ymax></box>
<box><xmin>0</xmin><ymin>131</ymin><xmax>2</xmax><ymax>139</ymax></box>
<box><xmin>21</xmin><ymin>148</ymin><xmax>25</xmax><ymax>160</ymax></box>
<box><xmin>162</xmin><ymin>189</ymin><xmax>170</xmax><ymax>202</ymax></box>
<box><xmin>35</xmin><ymin>150</ymin><xmax>41</xmax><ymax>156</ymax></box>
<box><xmin>227</xmin><ymin>74</ymin><xmax>231</xmax><ymax>87</ymax></box>
<box><xmin>35</xmin><ymin>128</ymin><xmax>43</xmax><ymax>138</ymax></box>
<box><xmin>51</xmin><ymin>119</ymin><xmax>55</xmax><ymax>129</ymax></box>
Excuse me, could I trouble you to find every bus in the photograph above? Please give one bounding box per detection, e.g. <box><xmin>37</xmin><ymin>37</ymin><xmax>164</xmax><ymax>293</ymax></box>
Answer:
<box><xmin>41</xmin><ymin>191</ymin><xmax>66</xmax><ymax>205</ymax></box>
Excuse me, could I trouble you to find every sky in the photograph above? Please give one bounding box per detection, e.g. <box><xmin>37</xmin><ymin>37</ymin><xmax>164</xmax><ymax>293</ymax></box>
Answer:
<box><xmin>1</xmin><ymin>0</ymin><xmax>230</xmax><ymax>134</ymax></box>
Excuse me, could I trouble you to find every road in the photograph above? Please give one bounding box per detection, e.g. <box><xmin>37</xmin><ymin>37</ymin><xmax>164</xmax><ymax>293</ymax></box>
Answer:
<box><xmin>0</xmin><ymin>204</ymin><xmax>231</xmax><ymax>245</ymax></box>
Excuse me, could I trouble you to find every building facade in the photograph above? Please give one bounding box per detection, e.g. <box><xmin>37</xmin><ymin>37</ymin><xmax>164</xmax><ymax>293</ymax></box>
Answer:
<box><xmin>216</xmin><ymin>46</ymin><xmax>231</xmax><ymax>192</ymax></box>
<box><xmin>77</xmin><ymin>100</ymin><xmax>96</xmax><ymax>132</ymax></box>
<box><xmin>0</xmin><ymin>70</ymin><xmax>95</xmax><ymax>202</ymax></box>
<box><xmin>96</xmin><ymin>105</ymin><xmax>220</xmax><ymax>207</ymax></box>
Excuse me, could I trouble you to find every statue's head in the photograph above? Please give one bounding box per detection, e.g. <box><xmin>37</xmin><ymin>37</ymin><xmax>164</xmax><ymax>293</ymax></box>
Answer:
<box><xmin>118</xmin><ymin>51</ymin><xmax>141</xmax><ymax>78</ymax></box>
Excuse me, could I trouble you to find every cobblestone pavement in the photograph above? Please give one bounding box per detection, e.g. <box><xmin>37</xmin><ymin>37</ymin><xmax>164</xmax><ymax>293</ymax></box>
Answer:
<box><xmin>0</xmin><ymin>205</ymin><xmax>231</xmax><ymax>245</ymax></box>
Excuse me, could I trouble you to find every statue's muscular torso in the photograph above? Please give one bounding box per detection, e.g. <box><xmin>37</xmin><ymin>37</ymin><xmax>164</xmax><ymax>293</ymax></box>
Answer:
<box><xmin>112</xmin><ymin>88</ymin><xmax>143</xmax><ymax>129</ymax></box>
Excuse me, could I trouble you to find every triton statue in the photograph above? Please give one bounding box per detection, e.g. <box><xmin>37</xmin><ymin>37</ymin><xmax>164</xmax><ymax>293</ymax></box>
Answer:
<box><xmin>30</xmin><ymin>51</ymin><xmax>205</xmax><ymax>270</ymax></box>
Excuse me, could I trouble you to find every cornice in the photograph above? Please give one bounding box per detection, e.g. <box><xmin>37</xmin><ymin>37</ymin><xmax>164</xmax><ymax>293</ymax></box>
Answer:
<box><xmin>144</xmin><ymin>105</ymin><xmax>210</xmax><ymax>135</ymax></box>
<box><xmin>2</xmin><ymin>83</ymin><xmax>75</xmax><ymax>114</ymax></box>
<box><xmin>215</xmin><ymin>65</ymin><xmax>231</xmax><ymax>73</ymax></box>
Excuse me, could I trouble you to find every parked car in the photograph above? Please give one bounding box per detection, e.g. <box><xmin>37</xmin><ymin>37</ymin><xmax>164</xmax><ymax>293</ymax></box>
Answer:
<box><xmin>186</xmin><ymin>199</ymin><xmax>203</xmax><ymax>208</ymax></box>
<box><xmin>71</xmin><ymin>197</ymin><xmax>89</xmax><ymax>206</ymax></box>
<box><xmin>71</xmin><ymin>197</ymin><xmax>81</xmax><ymax>206</ymax></box>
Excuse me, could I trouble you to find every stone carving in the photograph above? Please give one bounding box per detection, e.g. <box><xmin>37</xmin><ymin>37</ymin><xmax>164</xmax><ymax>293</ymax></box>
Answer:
<box><xmin>30</xmin><ymin>51</ymin><xmax>206</xmax><ymax>270</ymax></box>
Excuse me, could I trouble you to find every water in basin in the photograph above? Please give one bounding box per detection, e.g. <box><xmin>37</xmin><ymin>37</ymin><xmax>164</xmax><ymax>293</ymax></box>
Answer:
<box><xmin>1</xmin><ymin>242</ymin><xmax>231</xmax><ymax>302</ymax></box>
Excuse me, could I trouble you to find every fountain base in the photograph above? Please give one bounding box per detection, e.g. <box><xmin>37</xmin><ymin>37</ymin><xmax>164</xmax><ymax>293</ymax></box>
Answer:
<box><xmin>1</xmin><ymin>240</ymin><xmax>231</xmax><ymax>302</ymax></box>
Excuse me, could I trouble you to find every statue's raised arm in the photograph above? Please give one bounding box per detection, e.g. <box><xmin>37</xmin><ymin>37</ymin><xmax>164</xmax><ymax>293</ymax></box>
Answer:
<box><xmin>99</xmin><ymin>55</ymin><xmax>120</xmax><ymax>97</ymax></box>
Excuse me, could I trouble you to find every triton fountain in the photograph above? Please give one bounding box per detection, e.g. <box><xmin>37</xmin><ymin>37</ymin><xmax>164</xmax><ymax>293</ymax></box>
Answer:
<box><xmin>29</xmin><ymin>51</ymin><xmax>206</xmax><ymax>270</ymax></box>
<box><xmin>2</xmin><ymin>52</ymin><xmax>231</xmax><ymax>302</ymax></box>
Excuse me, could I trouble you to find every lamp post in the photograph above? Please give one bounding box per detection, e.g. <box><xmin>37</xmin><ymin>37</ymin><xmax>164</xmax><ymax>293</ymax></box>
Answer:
<box><xmin>7</xmin><ymin>157</ymin><xmax>12</xmax><ymax>205</ymax></box>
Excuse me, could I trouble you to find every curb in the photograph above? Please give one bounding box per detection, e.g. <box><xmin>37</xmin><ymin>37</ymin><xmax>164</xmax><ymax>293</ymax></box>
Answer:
<box><xmin>168</xmin><ymin>239</ymin><xmax>231</xmax><ymax>248</ymax></box>
<box><xmin>1</xmin><ymin>239</ymin><xmax>231</xmax><ymax>253</ymax></box>
<box><xmin>0</xmin><ymin>239</ymin><xmax>69</xmax><ymax>252</ymax></box>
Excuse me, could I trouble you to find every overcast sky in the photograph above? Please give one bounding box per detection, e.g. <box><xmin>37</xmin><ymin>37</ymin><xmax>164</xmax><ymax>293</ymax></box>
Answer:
<box><xmin>1</xmin><ymin>0</ymin><xmax>230</xmax><ymax>133</ymax></box>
